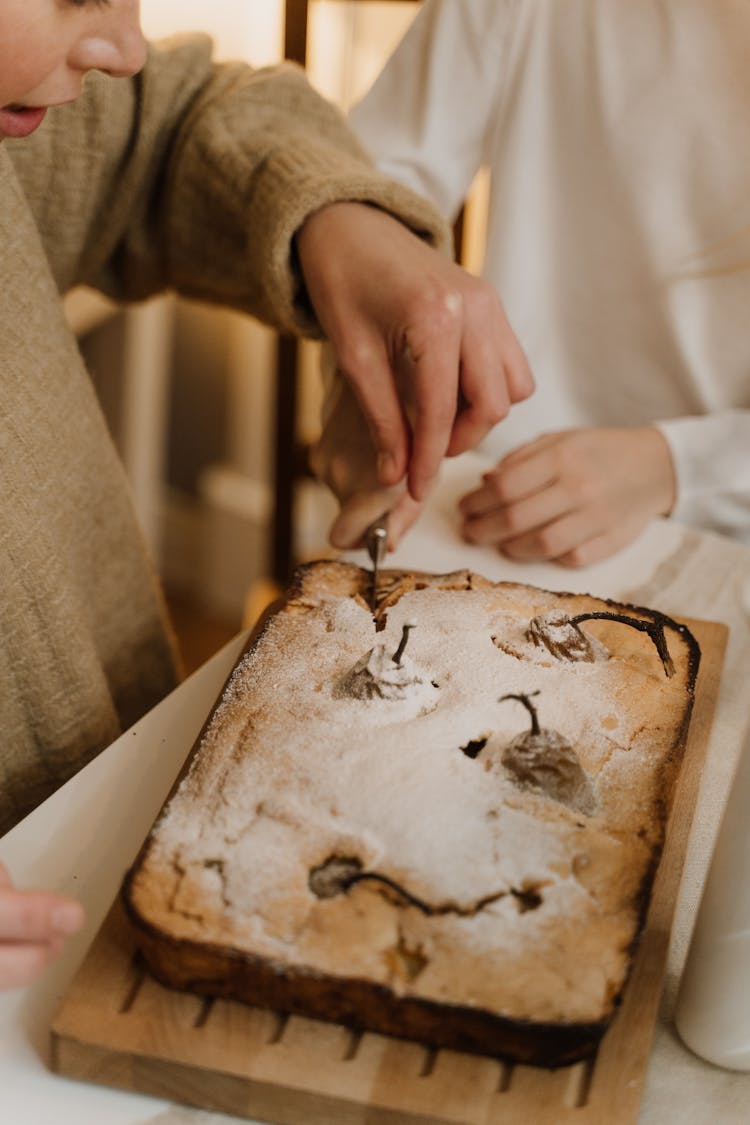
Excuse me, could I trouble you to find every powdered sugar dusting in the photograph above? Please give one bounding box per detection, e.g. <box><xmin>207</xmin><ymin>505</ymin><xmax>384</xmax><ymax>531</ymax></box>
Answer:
<box><xmin>133</xmin><ymin>565</ymin><xmax>694</xmax><ymax>1023</ymax></box>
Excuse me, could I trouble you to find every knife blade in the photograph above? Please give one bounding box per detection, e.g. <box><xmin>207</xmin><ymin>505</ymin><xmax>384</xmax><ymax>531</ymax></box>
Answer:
<box><xmin>364</xmin><ymin>513</ymin><xmax>389</xmax><ymax>612</ymax></box>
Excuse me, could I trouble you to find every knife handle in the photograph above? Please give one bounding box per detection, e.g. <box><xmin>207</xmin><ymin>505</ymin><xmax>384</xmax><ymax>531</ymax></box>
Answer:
<box><xmin>365</xmin><ymin>515</ymin><xmax>389</xmax><ymax>567</ymax></box>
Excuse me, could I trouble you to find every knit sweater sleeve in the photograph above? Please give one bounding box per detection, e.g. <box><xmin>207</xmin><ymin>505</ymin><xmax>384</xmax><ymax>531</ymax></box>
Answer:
<box><xmin>6</xmin><ymin>36</ymin><xmax>450</xmax><ymax>335</ymax></box>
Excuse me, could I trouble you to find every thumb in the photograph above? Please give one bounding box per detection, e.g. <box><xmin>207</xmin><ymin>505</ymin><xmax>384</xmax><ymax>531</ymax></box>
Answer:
<box><xmin>329</xmin><ymin>484</ymin><xmax>407</xmax><ymax>550</ymax></box>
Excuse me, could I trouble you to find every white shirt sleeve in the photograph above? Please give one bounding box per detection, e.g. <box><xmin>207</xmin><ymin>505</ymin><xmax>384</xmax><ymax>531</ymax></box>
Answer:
<box><xmin>349</xmin><ymin>0</ymin><xmax>517</xmax><ymax>221</ymax></box>
<box><xmin>657</xmin><ymin>412</ymin><xmax>750</xmax><ymax>543</ymax></box>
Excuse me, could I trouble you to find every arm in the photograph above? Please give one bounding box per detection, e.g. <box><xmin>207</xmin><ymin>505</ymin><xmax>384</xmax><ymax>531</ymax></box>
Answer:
<box><xmin>9</xmin><ymin>37</ymin><xmax>448</xmax><ymax>333</ymax></box>
<box><xmin>350</xmin><ymin>0</ymin><xmax>517</xmax><ymax>219</ymax></box>
<box><xmin>9</xmin><ymin>35</ymin><xmax>529</xmax><ymax>503</ymax></box>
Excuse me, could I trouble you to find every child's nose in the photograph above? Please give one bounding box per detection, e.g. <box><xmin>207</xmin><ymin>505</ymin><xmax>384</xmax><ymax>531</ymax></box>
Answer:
<box><xmin>71</xmin><ymin>6</ymin><xmax>148</xmax><ymax>82</ymax></box>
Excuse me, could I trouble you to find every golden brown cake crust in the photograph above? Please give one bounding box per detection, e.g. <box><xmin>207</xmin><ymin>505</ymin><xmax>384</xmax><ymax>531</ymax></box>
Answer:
<box><xmin>122</xmin><ymin>561</ymin><xmax>700</xmax><ymax>1067</ymax></box>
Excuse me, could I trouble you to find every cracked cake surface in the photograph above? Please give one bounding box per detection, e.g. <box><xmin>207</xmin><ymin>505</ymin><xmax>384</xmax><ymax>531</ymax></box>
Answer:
<box><xmin>123</xmin><ymin>560</ymin><xmax>699</xmax><ymax>1066</ymax></box>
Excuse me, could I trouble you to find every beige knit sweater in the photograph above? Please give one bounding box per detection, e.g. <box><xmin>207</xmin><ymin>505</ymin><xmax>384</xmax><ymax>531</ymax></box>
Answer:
<box><xmin>0</xmin><ymin>37</ymin><xmax>448</xmax><ymax>834</ymax></box>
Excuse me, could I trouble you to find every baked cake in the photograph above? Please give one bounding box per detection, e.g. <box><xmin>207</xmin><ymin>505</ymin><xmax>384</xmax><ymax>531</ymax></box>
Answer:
<box><xmin>123</xmin><ymin>561</ymin><xmax>700</xmax><ymax>1067</ymax></box>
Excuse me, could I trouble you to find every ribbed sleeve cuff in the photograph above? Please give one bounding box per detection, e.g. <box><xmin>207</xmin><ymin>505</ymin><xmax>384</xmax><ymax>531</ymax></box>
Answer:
<box><xmin>164</xmin><ymin>61</ymin><xmax>451</xmax><ymax>336</ymax></box>
<box><xmin>656</xmin><ymin>414</ymin><xmax>750</xmax><ymax>540</ymax></box>
<box><xmin>247</xmin><ymin>142</ymin><xmax>453</xmax><ymax>336</ymax></box>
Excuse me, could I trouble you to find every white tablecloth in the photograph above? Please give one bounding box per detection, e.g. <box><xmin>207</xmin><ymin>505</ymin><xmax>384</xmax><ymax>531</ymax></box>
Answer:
<box><xmin>2</xmin><ymin>452</ymin><xmax>750</xmax><ymax>1123</ymax></box>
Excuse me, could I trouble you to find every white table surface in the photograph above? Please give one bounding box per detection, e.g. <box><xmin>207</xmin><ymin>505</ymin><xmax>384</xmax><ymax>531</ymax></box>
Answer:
<box><xmin>3</xmin><ymin>452</ymin><xmax>750</xmax><ymax>1124</ymax></box>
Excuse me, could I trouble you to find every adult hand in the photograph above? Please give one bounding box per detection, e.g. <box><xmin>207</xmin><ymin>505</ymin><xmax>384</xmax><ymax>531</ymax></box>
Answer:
<box><xmin>458</xmin><ymin>426</ymin><xmax>676</xmax><ymax>566</ymax></box>
<box><xmin>0</xmin><ymin>862</ymin><xmax>84</xmax><ymax>989</ymax></box>
<box><xmin>297</xmin><ymin>201</ymin><xmax>534</xmax><ymax>505</ymax></box>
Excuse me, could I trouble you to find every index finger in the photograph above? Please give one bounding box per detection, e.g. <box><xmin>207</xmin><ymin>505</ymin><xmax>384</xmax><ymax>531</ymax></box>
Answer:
<box><xmin>405</xmin><ymin>296</ymin><xmax>463</xmax><ymax>501</ymax></box>
<box><xmin>0</xmin><ymin>887</ymin><xmax>84</xmax><ymax>943</ymax></box>
<box><xmin>334</xmin><ymin>335</ymin><xmax>412</xmax><ymax>489</ymax></box>
<box><xmin>447</xmin><ymin>290</ymin><xmax>535</xmax><ymax>457</ymax></box>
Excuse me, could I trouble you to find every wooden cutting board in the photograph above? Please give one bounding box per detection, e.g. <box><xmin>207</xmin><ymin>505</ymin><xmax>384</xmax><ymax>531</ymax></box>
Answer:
<box><xmin>50</xmin><ymin>617</ymin><xmax>727</xmax><ymax>1125</ymax></box>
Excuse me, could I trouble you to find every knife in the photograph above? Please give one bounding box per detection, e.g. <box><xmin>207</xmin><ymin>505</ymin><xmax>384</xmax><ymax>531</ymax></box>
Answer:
<box><xmin>364</xmin><ymin>513</ymin><xmax>389</xmax><ymax>612</ymax></box>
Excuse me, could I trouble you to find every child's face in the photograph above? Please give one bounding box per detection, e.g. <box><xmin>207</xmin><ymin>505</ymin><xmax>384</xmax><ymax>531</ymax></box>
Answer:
<box><xmin>0</xmin><ymin>0</ymin><xmax>147</xmax><ymax>141</ymax></box>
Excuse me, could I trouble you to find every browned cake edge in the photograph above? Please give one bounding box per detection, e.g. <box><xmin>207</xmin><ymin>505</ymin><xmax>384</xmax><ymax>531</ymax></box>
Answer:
<box><xmin>121</xmin><ymin>561</ymin><xmax>701</xmax><ymax>1068</ymax></box>
<box><xmin>118</xmin><ymin>902</ymin><xmax>608</xmax><ymax>1067</ymax></box>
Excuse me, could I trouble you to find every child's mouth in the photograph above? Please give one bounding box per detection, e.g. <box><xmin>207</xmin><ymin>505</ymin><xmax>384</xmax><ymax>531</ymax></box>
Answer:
<box><xmin>0</xmin><ymin>104</ymin><xmax>47</xmax><ymax>139</ymax></box>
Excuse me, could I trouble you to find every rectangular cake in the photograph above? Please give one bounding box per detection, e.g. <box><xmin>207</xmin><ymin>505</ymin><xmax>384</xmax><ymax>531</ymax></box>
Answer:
<box><xmin>122</xmin><ymin>561</ymin><xmax>700</xmax><ymax>1067</ymax></box>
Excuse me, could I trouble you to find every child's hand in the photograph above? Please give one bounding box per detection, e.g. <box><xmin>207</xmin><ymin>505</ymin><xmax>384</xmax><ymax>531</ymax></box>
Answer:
<box><xmin>0</xmin><ymin>863</ymin><xmax>84</xmax><ymax>990</ymax></box>
<box><xmin>310</xmin><ymin>369</ymin><xmax>424</xmax><ymax>550</ymax></box>
<box><xmin>297</xmin><ymin>201</ymin><xmax>534</xmax><ymax>506</ymax></box>
<box><xmin>458</xmin><ymin>426</ymin><xmax>676</xmax><ymax>567</ymax></box>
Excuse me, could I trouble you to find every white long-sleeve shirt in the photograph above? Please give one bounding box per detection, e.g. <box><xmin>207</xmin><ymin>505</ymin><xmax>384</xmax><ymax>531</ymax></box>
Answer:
<box><xmin>350</xmin><ymin>0</ymin><xmax>750</xmax><ymax>541</ymax></box>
